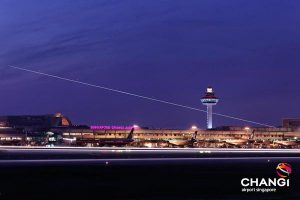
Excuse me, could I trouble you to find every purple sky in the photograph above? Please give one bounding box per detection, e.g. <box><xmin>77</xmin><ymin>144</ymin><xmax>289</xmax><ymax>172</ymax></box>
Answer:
<box><xmin>0</xmin><ymin>0</ymin><xmax>299</xmax><ymax>128</ymax></box>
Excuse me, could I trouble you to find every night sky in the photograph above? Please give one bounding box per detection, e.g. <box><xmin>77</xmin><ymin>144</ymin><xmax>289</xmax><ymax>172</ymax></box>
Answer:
<box><xmin>0</xmin><ymin>0</ymin><xmax>299</xmax><ymax>128</ymax></box>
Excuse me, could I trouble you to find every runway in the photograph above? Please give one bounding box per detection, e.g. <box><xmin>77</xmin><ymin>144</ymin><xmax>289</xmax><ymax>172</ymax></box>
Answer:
<box><xmin>0</xmin><ymin>146</ymin><xmax>300</xmax><ymax>165</ymax></box>
<box><xmin>0</xmin><ymin>146</ymin><xmax>299</xmax><ymax>199</ymax></box>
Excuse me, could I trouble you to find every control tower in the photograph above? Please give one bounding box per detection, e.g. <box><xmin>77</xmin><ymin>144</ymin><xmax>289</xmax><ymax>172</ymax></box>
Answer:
<box><xmin>201</xmin><ymin>86</ymin><xmax>219</xmax><ymax>129</ymax></box>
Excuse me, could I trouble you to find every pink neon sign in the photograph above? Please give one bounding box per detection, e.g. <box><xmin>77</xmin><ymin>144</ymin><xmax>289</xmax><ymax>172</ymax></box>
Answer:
<box><xmin>90</xmin><ymin>125</ymin><xmax>133</xmax><ymax>130</ymax></box>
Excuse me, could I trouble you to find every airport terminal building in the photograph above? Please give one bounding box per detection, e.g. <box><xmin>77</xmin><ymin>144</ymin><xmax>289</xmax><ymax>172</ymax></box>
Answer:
<box><xmin>0</xmin><ymin>113</ymin><xmax>300</xmax><ymax>148</ymax></box>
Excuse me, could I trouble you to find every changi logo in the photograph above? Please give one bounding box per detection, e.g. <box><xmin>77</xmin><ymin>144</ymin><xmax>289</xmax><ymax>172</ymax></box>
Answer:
<box><xmin>241</xmin><ymin>163</ymin><xmax>292</xmax><ymax>193</ymax></box>
<box><xmin>276</xmin><ymin>163</ymin><xmax>292</xmax><ymax>178</ymax></box>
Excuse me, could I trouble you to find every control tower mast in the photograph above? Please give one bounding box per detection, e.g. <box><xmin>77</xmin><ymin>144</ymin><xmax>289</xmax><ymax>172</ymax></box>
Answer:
<box><xmin>201</xmin><ymin>86</ymin><xmax>219</xmax><ymax>129</ymax></box>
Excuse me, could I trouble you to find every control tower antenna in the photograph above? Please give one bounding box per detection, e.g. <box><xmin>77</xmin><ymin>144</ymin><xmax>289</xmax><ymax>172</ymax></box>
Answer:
<box><xmin>201</xmin><ymin>86</ymin><xmax>219</xmax><ymax>129</ymax></box>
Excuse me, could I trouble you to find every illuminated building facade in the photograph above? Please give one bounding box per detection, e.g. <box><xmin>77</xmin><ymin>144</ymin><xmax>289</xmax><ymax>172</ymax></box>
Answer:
<box><xmin>0</xmin><ymin>113</ymin><xmax>72</xmax><ymax>146</ymax></box>
<box><xmin>0</xmin><ymin>113</ymin><xmax>299</xmax><ymax>148</ymax></box>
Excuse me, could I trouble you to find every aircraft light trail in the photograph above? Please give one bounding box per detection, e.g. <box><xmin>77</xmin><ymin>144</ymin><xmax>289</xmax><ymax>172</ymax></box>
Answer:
<box><xmin>8</xmin><ymin>65</ymin><xmax>275</xmax><ymax>128</ymax></box>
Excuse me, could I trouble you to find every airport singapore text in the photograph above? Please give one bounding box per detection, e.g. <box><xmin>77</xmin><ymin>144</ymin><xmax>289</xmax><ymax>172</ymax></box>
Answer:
<box><xmin>241</xmin><ymin>178</ymin><xmax>289</xmax><ymax>193</ymax></box>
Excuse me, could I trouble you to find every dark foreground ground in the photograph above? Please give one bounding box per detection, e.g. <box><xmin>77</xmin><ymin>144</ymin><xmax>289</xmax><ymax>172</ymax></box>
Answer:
<box><xmin>0</xmin><ymin>147</ymin><xmax>299</xmax><ymax>200</ymax></box>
